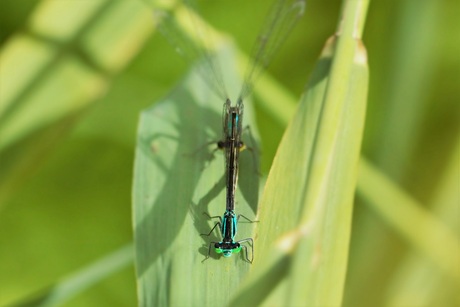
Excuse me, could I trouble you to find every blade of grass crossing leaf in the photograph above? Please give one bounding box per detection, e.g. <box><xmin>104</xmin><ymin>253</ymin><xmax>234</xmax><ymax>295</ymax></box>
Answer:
<box><xmin>286</xmin><ymin>0</ymin><xmax>369</xmax><ymax>305</ymax></box>
<box><xmin>229</xmin><ymin>228</ymin><xmax>309</xmax><ymax>306</ymax></box>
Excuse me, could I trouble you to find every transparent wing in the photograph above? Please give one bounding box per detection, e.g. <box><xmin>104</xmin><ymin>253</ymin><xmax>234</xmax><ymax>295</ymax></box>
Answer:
<box><xmin>154</xmin><ymin>0</ymin><xmax>306</xmax><ymax>103</ymax></box>
<box><xmin>153</xmin><ymin>2</ymin><xmax>228</xmax><ymax>101</ymax></box>
<box><xmin>222</xmin><ymin>99</ymin><xmax>231</xmax><ymax>142</ymax></box>
<box><xmin>238</xmin><ymin>0</ymin><xmax>306</xmax><ymax>101</ymax></box>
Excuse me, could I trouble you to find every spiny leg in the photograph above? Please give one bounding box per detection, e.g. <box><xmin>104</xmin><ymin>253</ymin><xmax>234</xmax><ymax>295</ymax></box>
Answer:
<box><xmin>241</xmin><ymin>245</ymin><xmax>252</xmax><ymax>264</ymax></box>
<box><xmin>202</xmin><ymin>241</ymin><xmax>218</xmax><ymax>263</ymax></box>
<box><xmin>200</xmin><ymin>222</ymin><xmax>221</xmax><ymax>237</ymax></box>
<box><xmin>237</xmin><ymin>214</ymin><xmax>259</xmax><ymax>223</ymax></box>
<box><xmin>203</xmin><ymin>212</ymin><xmax>222</xmax><ymax>222</ymax></box>
<box><xmin>238</xmin><ymin>238</ymin><xmax>255</xmax><ymax>263</ymax></box>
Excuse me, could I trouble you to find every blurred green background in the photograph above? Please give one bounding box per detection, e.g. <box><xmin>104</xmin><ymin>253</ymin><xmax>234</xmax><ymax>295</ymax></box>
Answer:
<box><xmin>0</xmin><ymin>0</ymin><xmax>458</xmax><ymax>306</ymax></box>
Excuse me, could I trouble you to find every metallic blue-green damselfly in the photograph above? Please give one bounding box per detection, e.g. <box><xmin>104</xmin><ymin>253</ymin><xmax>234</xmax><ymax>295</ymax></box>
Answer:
<box><xmin>155</xmin><ymin>0</ymin><xmax>305</xmax><ymax>262</ymax></box>
<box><xmin>201</xmin><ymin>211</ymin><xmax>255</xmax><ymax>262</ymax></box>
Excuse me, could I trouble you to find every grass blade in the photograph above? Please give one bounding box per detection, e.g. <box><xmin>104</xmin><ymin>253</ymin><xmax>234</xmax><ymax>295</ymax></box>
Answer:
<box><xmin>285</xmin><ymin>0</ymin><xmax>369</xmax><ymax>305</ymax></box>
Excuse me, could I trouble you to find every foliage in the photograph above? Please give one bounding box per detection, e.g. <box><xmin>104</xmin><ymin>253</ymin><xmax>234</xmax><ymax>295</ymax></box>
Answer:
<box><xmin>0</xmin><ymin>0</ymin><xmax>458</xmax><ymax>306</ymax></box>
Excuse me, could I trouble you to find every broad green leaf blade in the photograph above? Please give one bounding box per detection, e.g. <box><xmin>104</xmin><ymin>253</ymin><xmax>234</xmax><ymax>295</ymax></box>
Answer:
<box><xmin>132</xmin><ymin>47</ymin><xmax>260</xmax><ymax>306</ymax></box>
<box><xmin>287</xmin><ymin>0</ymin><xmax>369</xmax><ymax>304</ymax></box>
<box><xmin>9</xmin><ymin>244</ymin><xmax>133</xmax><ymax>307</ymax></box>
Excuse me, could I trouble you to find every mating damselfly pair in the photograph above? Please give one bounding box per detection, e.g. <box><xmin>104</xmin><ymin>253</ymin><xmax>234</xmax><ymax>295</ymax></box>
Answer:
<box><xmin>155</xmin><ymin>0</ymin><xmax>305</xmax><ymax>263</ymax></box>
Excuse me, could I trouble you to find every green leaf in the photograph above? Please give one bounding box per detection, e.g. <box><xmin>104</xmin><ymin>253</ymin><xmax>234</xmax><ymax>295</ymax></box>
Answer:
<box><xmin>285</xmin><ymin>1</ymin><xmax>369</xmax><ymax>304</ymax></box>
<box><xmin>132</xmin><ymin>46</ymin><xmax>261</xmax><ymax>306</ymax></box>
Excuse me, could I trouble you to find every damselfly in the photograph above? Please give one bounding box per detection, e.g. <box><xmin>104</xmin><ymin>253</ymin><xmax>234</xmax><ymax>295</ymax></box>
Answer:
<box><xmin>201</xmin><ymin>211</ymin><xmax>255</xmax><ymax>262</ymax></box>
<box><xmin>155</xmin><ymin>0</ymin><xmax>305</xmax><ymax>262</ymax></box>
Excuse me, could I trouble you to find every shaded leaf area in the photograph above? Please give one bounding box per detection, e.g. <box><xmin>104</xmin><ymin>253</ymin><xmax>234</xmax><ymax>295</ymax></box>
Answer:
<box><xmin>133</xmin><ymin>47</ymin><xmax>261</xmax><ymax>306</ymax></box>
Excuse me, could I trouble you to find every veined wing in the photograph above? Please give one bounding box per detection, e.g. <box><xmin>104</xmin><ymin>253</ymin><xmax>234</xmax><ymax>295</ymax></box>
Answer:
<box><xmin>154</xmin><ymin>0</ymin><xmax>306</xmax><ymax>105</ymax></box>
<box><xmin>153</xmin><ymin>2</ymin><xmax>229</xmax><ymax>101</ymax></box>
<box><xmin>238</xmin><ymin>0</ymin><xmax>306</xmax><ymax>102</ymax></box>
